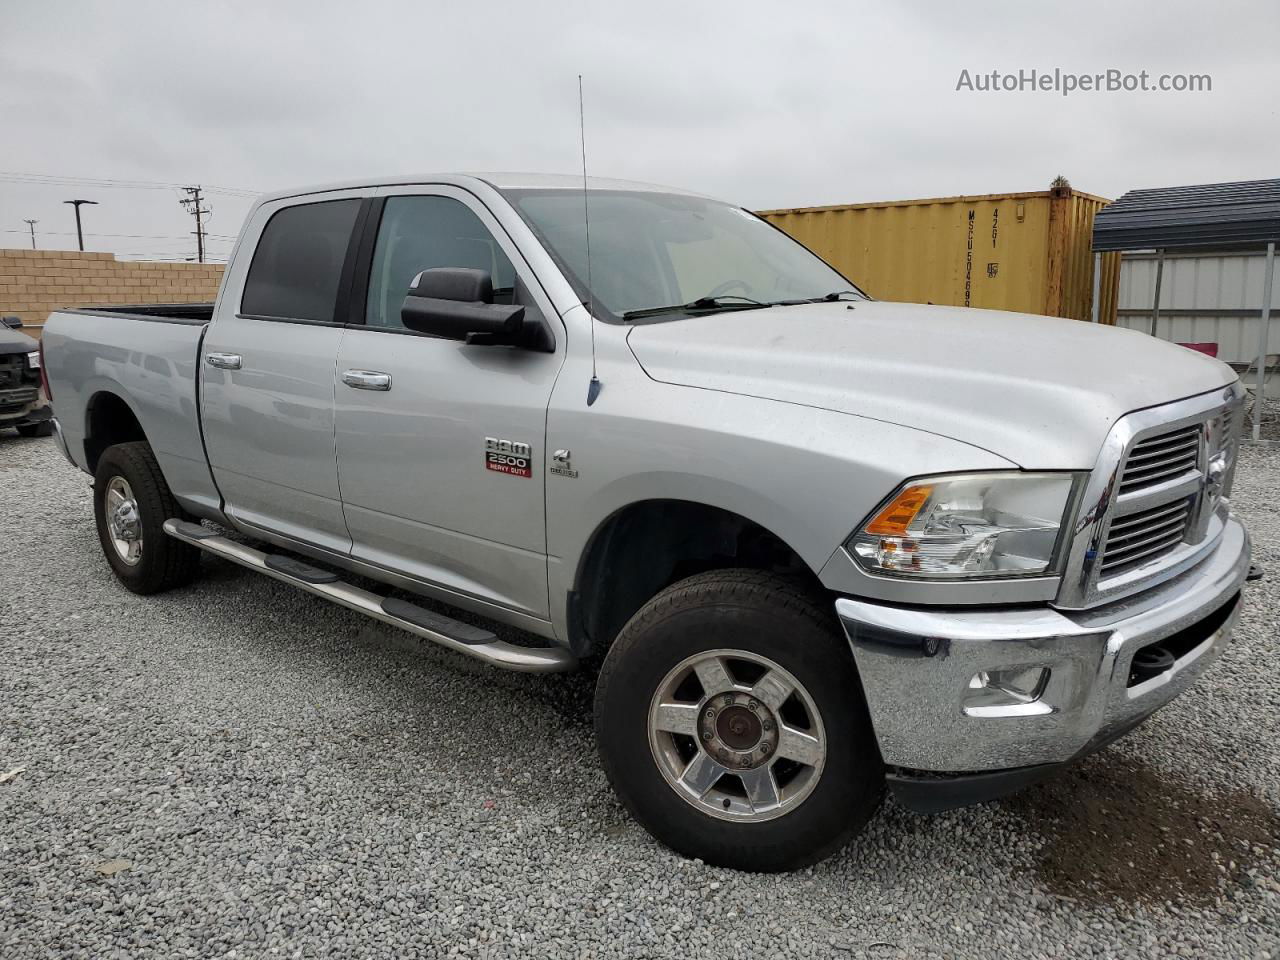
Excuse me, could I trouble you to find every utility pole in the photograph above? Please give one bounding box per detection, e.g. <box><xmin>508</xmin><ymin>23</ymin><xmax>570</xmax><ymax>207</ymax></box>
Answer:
<box><xmin>180</xmin><ymin>186</ymin><xmax>211</xmax><ymax>263</ymax></box>
<box><xmin>23</xmin><ymin>219</ymin><xmax>38</xmax><ymax>249</ymax></box>
<box><xmin>63</xmin><ymin>199</ymin><xmax>99</xmax><ymax>251</ymax></box>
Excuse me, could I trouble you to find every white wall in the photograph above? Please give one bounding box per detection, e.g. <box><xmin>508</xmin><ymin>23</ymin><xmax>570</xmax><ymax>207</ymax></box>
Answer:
<box><xmin>1116</xmin><ymin>249</ymin><xmax>1280</xmax><ymax>396</ymax></box>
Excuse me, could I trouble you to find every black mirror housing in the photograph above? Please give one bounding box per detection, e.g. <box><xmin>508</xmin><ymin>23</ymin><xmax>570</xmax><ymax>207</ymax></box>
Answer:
<box><xmin>2</xmin><ymin>315</ymin><xmax>22</xmax><ymax>329</ymax></box>
<box><xmin>411</xmin><ymin>266</ymin><xmax>493</xmax><ymax>303</ymax></box>
<box><xmin>401</xmin><ymin>267</ymin><xmax>525</xmax><ymax>344</ymax></box>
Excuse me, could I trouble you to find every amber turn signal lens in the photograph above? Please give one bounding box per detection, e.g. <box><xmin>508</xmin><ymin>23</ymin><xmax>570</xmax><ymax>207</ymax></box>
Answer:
<box><xmin>864</xmin><ymin>484</ymin><xmax>934</xmax><ymax>536</ymax></box>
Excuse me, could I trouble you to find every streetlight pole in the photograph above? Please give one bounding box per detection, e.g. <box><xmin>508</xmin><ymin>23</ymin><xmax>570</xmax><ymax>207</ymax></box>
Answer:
<box><xmin>23</xmin><ymin>219</ymin><xmax>38</xmax><ymax>249</ymax></box>
<box><xmin>63</xmin><ymin>199</ymin><xmax>98</xmax><ymax>251</ymax></box>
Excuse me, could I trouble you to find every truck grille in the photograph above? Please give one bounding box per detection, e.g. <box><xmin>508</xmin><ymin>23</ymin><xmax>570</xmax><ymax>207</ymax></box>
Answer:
<box><xmin>1118</xmin><ymin>425</ymin><xmax>1201</xmax><ymax>495</ymax></box>
<box><xmin>1059</xmin><ymin>388</ymin><xmax>1243</xmax><ymax>609</ymax></box>
<box><xmin>1209</xmin><ymin>410</ymin><xmax>1233</xmax><ymax>446</ymax></box>
<box><xmin>1099</xmin><ymin>498</ymin><xmax>1194</xmax><ymax>576</ymax></box>
<box><xmin>0</xmin><ymin>354</ymin><xmax>30</xmax><ymax>389</ymax></box>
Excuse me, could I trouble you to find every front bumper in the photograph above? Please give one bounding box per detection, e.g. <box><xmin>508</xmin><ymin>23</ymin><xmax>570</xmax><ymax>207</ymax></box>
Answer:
<box><xmin>0</xmin><ymin>395</ymin><xmax>50</xmax><ymax>427</ymax></box>
<box><xmin>17</xmin><ymin>403</ymin><xmax>52</xmax><ymax>427</ymax></box>
<box><xmin>837</xmin><ymin>516</ymin><xmax>1250</xmax><ymax>802</ymax></box>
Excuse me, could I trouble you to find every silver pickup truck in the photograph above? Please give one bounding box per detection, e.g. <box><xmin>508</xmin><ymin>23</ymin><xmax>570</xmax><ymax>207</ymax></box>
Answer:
<box><xmin>43</xmin><ymin>174</ymin><xmax>1254</xmax><ymax>872</ymax></box>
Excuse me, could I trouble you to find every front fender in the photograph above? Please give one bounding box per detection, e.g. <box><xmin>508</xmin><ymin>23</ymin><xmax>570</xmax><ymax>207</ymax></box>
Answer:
<box><xmin>544</xmin><ymin>375</ymin><xmax>1014</xmax><ymax>640</ymax></box>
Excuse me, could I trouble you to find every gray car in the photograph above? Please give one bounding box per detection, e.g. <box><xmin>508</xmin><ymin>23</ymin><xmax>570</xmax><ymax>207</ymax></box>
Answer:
<box><xmin>0</xmin><ymin>316</ymin><xmax>52</xmax><ymax>438</ymax></box>
<box><xmin>40</xmin><ymin>175</ymin><xmax>1256</xmax><ymax>871</ymax></box>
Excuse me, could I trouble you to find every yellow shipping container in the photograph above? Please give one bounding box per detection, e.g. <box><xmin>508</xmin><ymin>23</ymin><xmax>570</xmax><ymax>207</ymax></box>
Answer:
<box><xmin>759</xmin><ymin>182</ymin><xmax>1121</xmax><ymax>324</ymax></box>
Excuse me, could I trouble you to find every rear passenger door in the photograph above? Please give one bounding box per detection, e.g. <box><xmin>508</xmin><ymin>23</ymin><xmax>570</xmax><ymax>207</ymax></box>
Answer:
<box><xmin>201</xmin><ymin>192</ymin><xmax>366</xmax><ymax>554</ymax></box>
<box><xmin>332</xmin><ymin>186</ymin><xmax>564</xmax><ymax>621</ymax></box>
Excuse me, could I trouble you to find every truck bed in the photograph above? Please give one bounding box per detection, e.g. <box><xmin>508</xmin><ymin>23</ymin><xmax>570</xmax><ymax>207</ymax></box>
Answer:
<box><xmin>42</xmin><ymin>304</ymin><xmax>221</xmax><ymax>516</ymax></box>
<box><xmin>64</xmin><ymin>303</ymin><xmax>215</xmax><ymax>324</ymax></box>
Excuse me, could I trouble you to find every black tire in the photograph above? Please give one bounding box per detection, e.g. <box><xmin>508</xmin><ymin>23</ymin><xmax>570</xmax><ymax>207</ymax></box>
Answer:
<box><xmin>17</xmin><ymin>421</ymin><xmax>54</xmax><ymax>438</ymax></box>
<box><xmin>93</xmin><ymin>441</ymin><xmax>200</xmax><ymax>594</ymax></box>
<box><xmin>594</xmin><ymin>569</ymin><xmax>883</xmax><ymax>872</ymax></box>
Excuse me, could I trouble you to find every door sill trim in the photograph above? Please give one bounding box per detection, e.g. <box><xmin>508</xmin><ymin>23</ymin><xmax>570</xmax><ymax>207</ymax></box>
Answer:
<box><xmin>222</xmin><ymin>514</ymin><xmax>558</xmax><ymax>640</ymax></box>
<box><xmin>165</xmin><ymin>520</ymin><xmax>575</xmax><ymax>673</ymax></box>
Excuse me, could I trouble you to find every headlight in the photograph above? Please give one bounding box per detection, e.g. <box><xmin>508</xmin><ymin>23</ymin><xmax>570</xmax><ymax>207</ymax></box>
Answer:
<box><xmin>26</xmin><ymin>350</ymin><xmax>40</xmax><ymax>370</ymax></box>
<box><xmin>848</xmin><ymin>473</ymin><xmax>1078</xmax><ymax>579</ymax></box>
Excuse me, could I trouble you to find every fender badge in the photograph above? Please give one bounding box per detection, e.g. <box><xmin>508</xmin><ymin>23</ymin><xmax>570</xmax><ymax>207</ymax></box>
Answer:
<box><xmin>550</xmin><ymin>449</ymin><xmax>579</xmax><ymax>479</ymax></box>
<box><xmin>485</xmin><ymin>437</ymin><xmax>533</xmax><ymax>479</ymax></box>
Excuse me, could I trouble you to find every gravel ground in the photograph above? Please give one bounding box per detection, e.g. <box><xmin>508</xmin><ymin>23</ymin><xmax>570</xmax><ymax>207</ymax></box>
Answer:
<box><xmin>1</xmin><ymin>432</ymin><xmax>1278</xmax><ymax>960</ymax></box>
<box><xmin>1248</xmin><ymin>397</ymin><xmax>1280</xmax><ymax>442</ymax></box>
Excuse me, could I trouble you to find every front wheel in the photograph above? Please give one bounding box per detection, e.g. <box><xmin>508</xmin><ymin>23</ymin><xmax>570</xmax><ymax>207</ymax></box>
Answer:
<box><xmin>93</xmin><ymin>441</ymin><xmax>201</xmax><ymax>594</ymax></box>
<box><xmin>594</xmin><ymin>570</ymin><xmax>883</xmax><ymax>872</ymax></box>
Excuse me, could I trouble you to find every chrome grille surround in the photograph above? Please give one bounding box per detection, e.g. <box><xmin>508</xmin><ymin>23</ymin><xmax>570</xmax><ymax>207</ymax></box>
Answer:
<box><xmin>1056</xmin><ymin>382</ymin><xmax>1245</xmax><ymax>610</ymax></box>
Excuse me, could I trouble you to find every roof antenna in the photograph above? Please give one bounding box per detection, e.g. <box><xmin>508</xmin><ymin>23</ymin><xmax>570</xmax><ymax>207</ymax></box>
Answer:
<box><xmin>579</xmin><ymin>74</ymin><xmax>602</xmax><ymax>407</ymax></box>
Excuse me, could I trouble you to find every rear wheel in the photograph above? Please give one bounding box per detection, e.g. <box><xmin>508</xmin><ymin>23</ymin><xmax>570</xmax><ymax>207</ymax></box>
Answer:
<box><xmin>93</xmin><ymin>441</ymin><xmax>200</xmax><ymax>594</ymax></box>
<box><xmin>594</xmin><ymin>569</ymin><xmax>883</xmax><ymax>872</ymax></box>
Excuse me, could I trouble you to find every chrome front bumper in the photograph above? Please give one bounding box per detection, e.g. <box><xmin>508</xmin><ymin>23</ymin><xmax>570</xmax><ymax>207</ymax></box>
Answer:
<box><xmin>837</xmin><ymin>516</ymin><xmax>1250</xmax><ymax>774</ymax></box>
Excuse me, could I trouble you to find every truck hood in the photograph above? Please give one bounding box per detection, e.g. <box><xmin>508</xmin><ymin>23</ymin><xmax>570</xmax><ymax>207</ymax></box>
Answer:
<box><xmin>626</xmin><ymin>300</ymin><xmax>1237</xmax><ymax>468</ymax></box>
<box><xmin>0</xmin><ymin>326</ymin><xmax>38</xmax><ymax>355</ymax></box>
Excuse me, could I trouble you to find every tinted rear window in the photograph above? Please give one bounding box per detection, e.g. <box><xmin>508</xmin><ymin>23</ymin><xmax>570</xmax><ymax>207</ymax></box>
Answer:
<box><xmin>241</xmin><ymin>199</ymin><xmax>361</xmax><ymax>322</ymax></box>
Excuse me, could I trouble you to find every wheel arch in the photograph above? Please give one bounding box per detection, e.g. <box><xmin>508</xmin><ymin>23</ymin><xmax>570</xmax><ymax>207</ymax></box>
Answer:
<box><xmin>83</xmin><ymin>389</ymin><xmax>147</xmax><ymax>472</ymax></box>
<box><xmin>566</xmin><ymin>498</ymin><xmax>828</xmax><ymax>657</ymax></box>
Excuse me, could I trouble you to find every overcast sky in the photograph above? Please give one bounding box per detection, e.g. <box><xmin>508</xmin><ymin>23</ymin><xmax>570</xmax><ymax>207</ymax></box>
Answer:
<box><xmin>1</xmin><ymin>0</ymin><xmax>1276</xmax><ymax>261</ymax></box>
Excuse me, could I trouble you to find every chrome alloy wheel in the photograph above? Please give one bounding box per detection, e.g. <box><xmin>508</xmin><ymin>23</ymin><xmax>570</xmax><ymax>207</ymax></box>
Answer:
<box><xmin>105</xmin><ymin>476</ymin><xmax>143</xmax><ymax>566</ymax></box>
<box><xmin>648</xmin><ymin>649</ymin><xmax>826</xmax><ymax>822</ymax></box>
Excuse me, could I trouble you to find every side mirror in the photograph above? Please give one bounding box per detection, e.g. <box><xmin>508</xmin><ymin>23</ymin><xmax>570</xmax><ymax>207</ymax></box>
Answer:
<box><xmin>2</xmin><ymin>315</ymin><xmax>22</xmax><ymax>329</ymax></box>
<box><xmin>401</xmin><ymin>267</ymin><xmax>525</xmax><ymax>345</ymax></box>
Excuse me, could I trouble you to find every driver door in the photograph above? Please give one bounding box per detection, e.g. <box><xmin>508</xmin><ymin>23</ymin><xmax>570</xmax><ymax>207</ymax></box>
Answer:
<box><xmin>333</xmin><ymin>186</ymin><xmax>564</xmax><ymax>621</ymax></box>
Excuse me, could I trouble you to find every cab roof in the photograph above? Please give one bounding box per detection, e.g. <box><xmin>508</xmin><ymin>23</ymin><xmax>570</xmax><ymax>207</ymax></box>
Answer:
<box><xmin>254</xmin><ymin>173</ymin><xmax>712</xmax><ymax>207</ymax></box>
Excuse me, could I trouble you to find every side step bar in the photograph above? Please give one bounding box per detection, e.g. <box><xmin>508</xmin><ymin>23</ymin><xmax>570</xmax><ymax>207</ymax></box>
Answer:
<box><xmin>163</xmin><ymin>520</ymin><xmax>577</xmax><ymax>673</ymax></box>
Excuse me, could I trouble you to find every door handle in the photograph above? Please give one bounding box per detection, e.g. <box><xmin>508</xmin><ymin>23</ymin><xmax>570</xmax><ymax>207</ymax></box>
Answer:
<box><xmin>206</xmin><ymin>352</ymin><xmax>242</xmax><ymax>370</ymax></box>
<box><xmin>341</xmin><ymin>369</ymin><xmax>392</xmax><ymax>391</ymax></box>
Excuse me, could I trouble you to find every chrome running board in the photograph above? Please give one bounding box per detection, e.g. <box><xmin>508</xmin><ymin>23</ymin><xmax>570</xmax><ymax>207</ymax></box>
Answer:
<box><xmin>163</xmin><ymin>519</ymin><xmax>577</xmax><ymax>674</ymax></box>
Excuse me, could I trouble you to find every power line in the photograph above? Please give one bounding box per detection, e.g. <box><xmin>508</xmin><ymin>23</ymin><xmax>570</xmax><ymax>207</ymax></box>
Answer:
<box><xmin>100</xmin><ymin>251</ymin><xmax>230</xmax><ymax>261</ymax></box>
<box><xmin>118</xmin><ymin>255</ymin><xmax>230</xmax><ymax>261</ymax></box>
<box><xmin>0</xmin><ymin>171</ymin><xmax>259</xmax><ymax>198</ymax></box>
<box><xmin>88</xmin><ymin>248</ymin><xmax>230</xmax><ymax>256</ymax></box>
<box><xmin>0</xmin><ymin>171</ymin><xmax>259</xmax><ymax>197</ymax></box>
<box><xmin>0</xmin><ymin>228</ymin><xmax>233</xmax><ymax>241</ymax></box>
<box><xmin>0</xmin><ymin>243</ymin><xmax>230</xmax><ymax>259</ymax></box>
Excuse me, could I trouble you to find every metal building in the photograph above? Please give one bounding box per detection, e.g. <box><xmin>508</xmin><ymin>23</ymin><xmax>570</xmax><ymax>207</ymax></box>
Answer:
<box><xmin>1092</xmin><ymin>179</ymin><xmax>1280</xmax><ymax>443</ymax></box>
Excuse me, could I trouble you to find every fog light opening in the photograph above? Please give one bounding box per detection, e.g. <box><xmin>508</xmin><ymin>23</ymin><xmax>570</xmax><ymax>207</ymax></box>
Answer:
<box><xmin>962</xmin><ymin>666</ymin><xmax>1052</xmax><ymax>717</ymax></box>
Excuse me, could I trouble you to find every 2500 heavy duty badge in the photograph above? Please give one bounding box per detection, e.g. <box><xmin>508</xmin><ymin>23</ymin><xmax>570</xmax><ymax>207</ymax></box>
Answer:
<box><xmin>485</xmin><ymin>437</ymin><xmax>533</xmax><ymax>478</ymax></box>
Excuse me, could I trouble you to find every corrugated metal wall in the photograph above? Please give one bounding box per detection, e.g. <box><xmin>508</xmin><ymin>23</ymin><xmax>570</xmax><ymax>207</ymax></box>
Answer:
<box><xmin>759</xmin><ymin>189</ymin><xmax>1120</xmax><ymax>323</ymax></box>
<box><xmin>1115</xmin><ymin>251</ymin><xmax>1280</xmax><ymax>390</ymax></box>
<box><xmin>1055</xmin><ymin>193</ymin><xmax>1122</xmax><ymax>324</ymax></box>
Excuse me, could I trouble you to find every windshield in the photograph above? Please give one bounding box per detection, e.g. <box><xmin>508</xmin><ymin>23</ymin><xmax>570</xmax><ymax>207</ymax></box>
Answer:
<box><xmin>503</xmin><ymin>189</ymin><xmax>864</xmax><ymax>321</ymax></box>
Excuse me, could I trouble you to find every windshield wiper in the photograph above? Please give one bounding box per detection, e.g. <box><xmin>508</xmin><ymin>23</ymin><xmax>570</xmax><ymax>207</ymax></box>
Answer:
<box><xmin>773</xmin><ymin>290</ymin><xmax>864</xmax><ymax>306</ymax></box>
<box><xmin>622</xmin><ymin>295</ymin><xmax>771</xmax><ymax>321</ymax></box>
